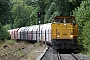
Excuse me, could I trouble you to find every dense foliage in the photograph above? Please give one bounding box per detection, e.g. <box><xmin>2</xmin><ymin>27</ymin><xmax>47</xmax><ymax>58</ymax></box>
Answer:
<box><xmin>0</xmin><ymin>0</ymin><xmax>11</xmax><ymax>41</ymax></box>
<box><xmin>0</xmin><ymin>0</ymin><xmax>90</xmax><ymax>53</ymax></box>
<box><xmin>10</xmin><ymin>0</ymin><xmax>83</xmax><ymax>28</ymax></box>
<box><xmin>72</xmin><ymin>0</ymin><xmax>90</xmax><ymax>52</ymax></box>
<box><xmin>0</xmin><ymin>0</ymin><xmax>11</xmax><ymax>24</ymax></box>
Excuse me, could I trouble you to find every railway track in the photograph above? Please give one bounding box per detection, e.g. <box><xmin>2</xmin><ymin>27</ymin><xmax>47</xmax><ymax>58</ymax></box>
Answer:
<box><xmin>57</xmin><ymin>53</ymin><xmax>62</xmax><ymax>60</ymax></box>
<box><xmin>57</xmin><ymin>53</ymin><xmax>81</xmax><ymax>60</ymax></box>
<box><xmin>36</xmin><ymin>46</ymin><xmax>49</xmax><ymax>60</ymax></box>
<box><xmin>39</xmin><ymin>47</ymin><xmax>90</xmax><ymax>60</ymax></box>
<box><xmin>71</xmin><ymin>53</ymin><xmax>80</xmax><ymax>60</ymax></box>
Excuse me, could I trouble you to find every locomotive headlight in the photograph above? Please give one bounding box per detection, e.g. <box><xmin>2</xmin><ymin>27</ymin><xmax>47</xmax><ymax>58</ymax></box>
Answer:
<box><xmin>70</xmin><ymin>35</ymin><xmax>73</xmax><ymax>38</ymax></box>
<box><xmin>57</xmin><ymin>32</ymin><xmax>60</xmax><ymax>38</ymax></box>
<box><xmin>64</xmin><ymin>24</ymin><xmax>66</xmax><ymax>25</ymax></box>
<box><xmin>57</xmin><ymin>35</ymin><xmax>60</xmax><ymax>38</ymax></box>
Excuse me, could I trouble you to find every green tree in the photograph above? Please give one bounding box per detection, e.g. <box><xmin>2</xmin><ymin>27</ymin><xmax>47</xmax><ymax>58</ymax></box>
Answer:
<box><xmin>11</xmin><ymin>0</ymin><xmax>33</xmax><ymax>28</ymax></box>
<box><xmin>82</xmin><ymin>21</ymin><xmax>90</xmax><ymax>51</ymax></box>
<box><xmin>44</xmin><ymin>0</ymin><xmax>83</xmax><ymax>23</ymax></box>
<box><xmin>0</xmin><ymin>23</ymin><xmax>10</xmax><ymax>41</ymax></box>
<box><xmin>30</xmin><ymin>6</ymin><xmax>40</xmax><ymax>25</ymax></box>
<box><xmin>0</xmin><ymin>0</ymin><xmax>11</xmax><ymax>41</ymax></box>
<box><xmin>72</xmin><ymin>0</ymin><xmax>90</xmax><ymax>51</ymax></box>
<box><xmin>0</xmin><ymin>0</ymin><xmax>11</xmax><ymax>25</ymax></box>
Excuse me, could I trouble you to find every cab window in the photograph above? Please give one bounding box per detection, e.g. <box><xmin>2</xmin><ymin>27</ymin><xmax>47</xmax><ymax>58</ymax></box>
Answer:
<box><xmin>54</xmin><ymin>18</ymin><xmax>70</xmax><ymax>23</ymax></box>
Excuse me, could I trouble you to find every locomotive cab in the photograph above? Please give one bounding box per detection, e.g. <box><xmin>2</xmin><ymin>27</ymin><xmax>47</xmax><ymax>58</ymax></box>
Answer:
<box><xmin>53</xmin><ymin>16</ymin><xmax>76</xmax><ymax>25</ymax></box>
<box><xmin>51</xmin><ymin>16</ymin><xmax>78</xmax><ymax>51</ymax></box>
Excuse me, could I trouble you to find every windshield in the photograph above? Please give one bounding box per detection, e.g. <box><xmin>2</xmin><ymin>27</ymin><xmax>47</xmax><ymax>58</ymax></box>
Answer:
<box><xmin>54</xmin><ymin>18</ymin><xmax>71</xmax><ymax>23</ymax></box>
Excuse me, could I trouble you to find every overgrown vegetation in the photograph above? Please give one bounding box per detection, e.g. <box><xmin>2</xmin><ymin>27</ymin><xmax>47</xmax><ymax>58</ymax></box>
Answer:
<box><xmin>0</xmin><ymin>0</ymin><xmax>90</xmax><ymax>54</ymax></box>
<box><xmin>18</xmin><ymin>52</ymin><xmax>24</xmax><ymax>57</ymax></box>
<box><xmin>6</xmin><ymin>40</ymin><xmax>16</xmax><ymax>45</ymax></box>
<box><xmin>72</xmin><ymin>0</ymin><xmax>90</xmax><ymax>53</ymax></box>
<box><xmin>0</xmin><ymin>0</ymin><xmax>11</xmax><ymax>41</ymax></box>
<box><xmin>0</xmin><ymin>24</ymin><xmax>10</xmax><ymax>41</ymax></box>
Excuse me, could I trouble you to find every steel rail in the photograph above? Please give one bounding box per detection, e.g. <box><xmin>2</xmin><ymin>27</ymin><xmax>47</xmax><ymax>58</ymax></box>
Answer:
<box><xmin>57</xmin><ymin>53</ymin><xmax>62</xmax><ymax>60</ymax></box>
<box><xmin>36</xmin><ymin>47</ymin><xmax>49</xmax><ymax>60</ymax></box>
<box><xmin>71</xmin><ymin>53</ymin><xmax>80</xmax><ymax>60</ymax></box>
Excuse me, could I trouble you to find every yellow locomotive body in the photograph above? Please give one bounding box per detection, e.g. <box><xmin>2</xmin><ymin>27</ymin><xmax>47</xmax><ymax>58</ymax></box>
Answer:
<box><xmin>51</xmin><ymin>16</ymin><xmax>78</xmax><ymax>50</ymax></box>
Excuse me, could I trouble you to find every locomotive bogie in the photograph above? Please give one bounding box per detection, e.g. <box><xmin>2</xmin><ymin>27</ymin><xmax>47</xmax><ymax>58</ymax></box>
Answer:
<box><xmin>52</xmin><ymin>39</ymin><xmax>78</xmax><ymax>50</ymax></box>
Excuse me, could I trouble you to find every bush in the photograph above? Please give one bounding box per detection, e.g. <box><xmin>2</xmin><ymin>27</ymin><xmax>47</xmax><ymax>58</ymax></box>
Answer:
<box><xmin>7</xmin><ymin>40</ymin><xmax>16</xmax><ymax>45</ymax></box>
<box><xmin>72</xmin><ymin>0</ymin><xmax>90</xmax><ymax>52</ymax></box>
<box><xmin>0</xmin><ymin>23</ymin><xmax>10</xmax><ymax>41</ymax></box>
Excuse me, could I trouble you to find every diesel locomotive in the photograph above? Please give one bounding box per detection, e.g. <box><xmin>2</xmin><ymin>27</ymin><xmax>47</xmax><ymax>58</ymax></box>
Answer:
<box><xmin>51</xmin><ymin>16</ymin><xmax>78</xmax><ymax>50</ymax></box>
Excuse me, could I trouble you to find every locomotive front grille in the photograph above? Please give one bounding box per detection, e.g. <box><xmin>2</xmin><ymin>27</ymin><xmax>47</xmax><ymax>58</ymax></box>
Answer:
<box><xmin>63</xmin><ymin>35</ymin><xmax>67</xmax><ymax>38</ymax></box>
<box><xmin>63</xmin><ymin>33</ymin><xmax>67</xmax><ymax>38</ymax></box>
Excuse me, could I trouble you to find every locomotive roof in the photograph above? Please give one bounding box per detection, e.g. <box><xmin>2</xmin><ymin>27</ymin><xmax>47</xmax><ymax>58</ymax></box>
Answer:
<box><xmin>54</xmin><ymin>16</ymin><xmax>75</xmax><ymax>19</ymax></box>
